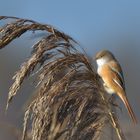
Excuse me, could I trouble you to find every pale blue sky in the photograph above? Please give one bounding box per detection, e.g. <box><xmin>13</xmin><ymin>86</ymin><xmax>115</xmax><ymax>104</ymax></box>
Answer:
<box><xmin>1</xmin><ymin>0</ymin><xmax>140</xmax><ymax>54</ymax></box>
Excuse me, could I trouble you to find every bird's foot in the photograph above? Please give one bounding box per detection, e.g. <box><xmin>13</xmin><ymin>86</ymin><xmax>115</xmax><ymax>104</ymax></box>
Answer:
<box><xmin>108</xmin><ymin>95</ymin><xmax>122</xmax><ymax>112</ymax></box>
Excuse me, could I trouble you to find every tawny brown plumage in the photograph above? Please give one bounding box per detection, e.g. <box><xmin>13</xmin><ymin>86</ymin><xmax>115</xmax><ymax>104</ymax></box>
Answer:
<box><xmin>96</xmin><ymin>50</ymin><xmax>137</xmax><ymax>124</ymax></box>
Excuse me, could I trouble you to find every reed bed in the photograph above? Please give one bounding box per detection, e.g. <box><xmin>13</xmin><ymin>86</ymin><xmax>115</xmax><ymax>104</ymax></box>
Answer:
<box><xmin>0</xmin><ymin>16</ymin><xmax>125</xmax><ymax>140</ymax></box>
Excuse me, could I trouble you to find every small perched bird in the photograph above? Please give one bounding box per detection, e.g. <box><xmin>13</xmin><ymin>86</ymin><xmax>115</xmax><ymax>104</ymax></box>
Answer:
<box><xmin>95</xmin><ymin>50</ymin><xmax>137</xmax><ymax>124</ymax></box>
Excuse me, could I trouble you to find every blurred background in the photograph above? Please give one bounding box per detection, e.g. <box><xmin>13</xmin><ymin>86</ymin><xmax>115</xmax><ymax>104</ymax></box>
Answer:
<box><xmin>0</xmin><ymin>0</ymin><xmax>140</xmax><ymax>139</ymax></box>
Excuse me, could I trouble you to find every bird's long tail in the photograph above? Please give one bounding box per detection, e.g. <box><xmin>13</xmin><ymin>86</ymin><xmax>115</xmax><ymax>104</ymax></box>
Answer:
<box><xmin>119</xmin><ymin>93</ymin><xmax>137</xmax><ymax>124</ymax></box>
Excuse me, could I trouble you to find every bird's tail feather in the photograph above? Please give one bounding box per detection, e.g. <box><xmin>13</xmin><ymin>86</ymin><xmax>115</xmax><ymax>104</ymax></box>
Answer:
<box><xmin>119</xmin><ymin>93</ymin><xmax>137</xmax><ymax>124</ymax></box>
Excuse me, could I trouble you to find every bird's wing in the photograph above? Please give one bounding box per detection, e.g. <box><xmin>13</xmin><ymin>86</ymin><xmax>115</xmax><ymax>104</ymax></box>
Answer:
<box><xmin>108</xmin><ymin>61</ymin><xmax>125</xmax><ymax>91</ymax></box>
<box><xmin>106</xmin><ymin>61</ymin><xmax>137</xmax><ymax>124</ymax></box>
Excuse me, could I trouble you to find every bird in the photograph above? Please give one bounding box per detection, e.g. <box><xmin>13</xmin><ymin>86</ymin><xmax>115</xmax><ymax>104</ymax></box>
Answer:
<box><xmin>95</xmin><ymin>50</ymin><xmax>137</xmax><ymax>124</ymax></box>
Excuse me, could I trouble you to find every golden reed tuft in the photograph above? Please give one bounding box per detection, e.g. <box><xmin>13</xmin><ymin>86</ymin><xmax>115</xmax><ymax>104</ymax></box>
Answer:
<box><xmin>0</xmin><ymin>16</ymin><xmax>125</xmax><ymax>140</ymax></box>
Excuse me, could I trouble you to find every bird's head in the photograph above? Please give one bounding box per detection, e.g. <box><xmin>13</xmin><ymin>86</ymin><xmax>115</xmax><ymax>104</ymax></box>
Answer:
<box><xmin>95</xmin><ymin>50</ymin><xmax>115</xmax><ymax>66</ymax></box>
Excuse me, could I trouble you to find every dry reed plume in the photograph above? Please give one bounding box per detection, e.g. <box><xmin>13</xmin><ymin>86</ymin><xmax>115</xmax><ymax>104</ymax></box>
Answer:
<box><xmin>0</xmin><ymin>16</ymin><xmax>125</xmax><ymax>140</ymax></box>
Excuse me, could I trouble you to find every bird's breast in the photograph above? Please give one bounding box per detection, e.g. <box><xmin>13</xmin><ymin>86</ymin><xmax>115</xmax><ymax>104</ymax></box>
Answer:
<box><xmin>97</xmin><ymin>65</ymin><xmax>115</xmax><ymax>94</ymax></box>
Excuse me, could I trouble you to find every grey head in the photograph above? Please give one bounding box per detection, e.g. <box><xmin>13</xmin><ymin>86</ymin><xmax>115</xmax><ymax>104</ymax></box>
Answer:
<box><xmin>95</xmin><ymin>50</ymin><xmax>116</xmax><ymax>66</ymax></box>
<box><xmin>95</xmin><ymin>50</ymin><xmax>115</xmax><ymax>60</ymax></box>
